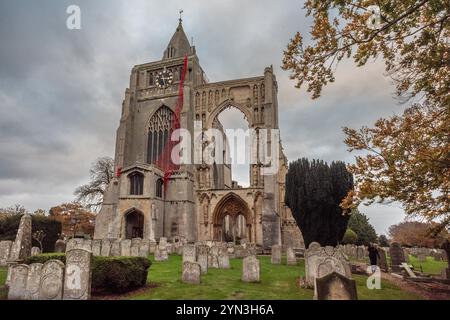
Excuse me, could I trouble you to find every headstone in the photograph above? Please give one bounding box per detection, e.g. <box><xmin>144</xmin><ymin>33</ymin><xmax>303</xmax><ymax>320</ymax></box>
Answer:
<box><xmin>120</xmin><ymin>239</ymin><xmax>131</xmax><ymax>256</ymax></box>
<box><xmin>7</xmin><ymin>264</ymin><xmax>29</xmax><ymax>300</ymax></box>
<box><xmin>0</xmin><ymin>240</ymin><xmax>12</xmax><ymax>266</ymax></box>
<box><xmin>31</xmin><ymin>247</ymin><xmax>41</xmax><ymax>256</ymax></box>
<box><xmin>377</xmin><ymin>248</ymin><xmax>389</xmax><ymax>272</ymax></box>
<box><xmin>154</xmin><ymin>245</ymin><xmax>168</xmax><ymax>261</ymax></box>
<box><xmin>182</xmin><ymin>245</ymin><xmax>197</xmax><ymax>264</ymax></box>
<box><xmin>8</xmin><ymin>214</ymin><xmax>32</xmax><ymax>261</ymax></box>
<box><xmin>79</xmin><ymin>239</ymin><xmax>92</xmax><ymax>251</ymax></box>
<box><xmin>218</xmin><ymin>247</ymin><xmax>230</xmax><ymax>269</ymax></box>
<box><xmin>182</xmin><ymin>261</ymin><xmax>201</xmax><ymax>284</ymax></box>
<box><xmin>389</xmin><ymin>242</ymin><xmax>406</xmax><ymax>273</ymax></box>
<box><xmin>25</xmin><ymin>263</ymin><xmax>43</xmax><ymax>300</ymax></box>
<box><xmin>139</xmin><ymin>239</ymin><xmax>150</xmax><ymax>258</ymax></box>
<box><xmin>63</xmin><ymin>248</ymin><xmax>93</xmax><ymax>300</ymax></box>
<box><xmin>271</xmin><ymin>245</ymin><xmax>281</xmax><ymax>264</ymax></box>
<box><xmin>304</xmin><ymin>242</ymin><xmax>351</xmax><ymax>288</ymax></box>
<box><xmin>39</xmin><ymin>260</ymin><xmax>65</xmax><ymax>300</ymax></box>
<box><xmin>159</xmin><ymin>237</ymin><xmax>168</xmax><ymax>248</ymax></box>
<box><xmin>110</xmin><ymin>239</ymin><xmax>121</xmax><ymax>256</ymax></box>
<box><xmin>356</xmin><ymin>246</ymin><xmax>365</xmax><ymax>260</ymax></box>
<box><xmin>149</xmin><ymin>240</ymin><xmax>157</xmax><ymax>254</ymax></box>
<box><xmin>315</xmin><ymin>272</ymin><xmax>358</xmax><ymax>300</ymax></box>
<box><xmin>286</xmin><ymin>247</ymin><xmax>297</xmax><ymax>265</ymax></box>
<box><xmin>242</xmin><ymin>256</ymin><xmax>260</xmax><ymax>283</ymax></box>
<box><xmin>131</xmin><ymin>238</ymin><xmax>142</xmax><ymax>257</ymax></box>
<box><xmin>196</xmin><ymin>245</ymin><xmax>209</xmax><ymax>274</ymax></box>
<box><xmin>91</xmin><ymin>240</ymin><xmax>102</xmax><ymax>256</ymax></box>
<box><xmin>234</xmin><ymin>245</ymin><xmax>247</xmax><ymax>258</ymax></box>
<box><xmin>54</xmin><ymin>239</ymin><xmax>66</xmax><ymax>253</ymax></box>
<box><xmin>65</xmin><ymin>238</ymin><xmax>79</xmax><ymax>252</ymax></box>
<box><xmin>100</xmin><ymin>239</ymin><xmax>112</xmax><ymax>257</ymax></box>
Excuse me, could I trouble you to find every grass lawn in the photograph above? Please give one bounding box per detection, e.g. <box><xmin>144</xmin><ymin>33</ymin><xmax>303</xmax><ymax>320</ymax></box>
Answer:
<box><xmin>127</xmin><ymin>255</ymin><xmax>421</xmax><ymax>300</ymax></box>
<box><xmin>0</xmin><ymin>267</ymin><xmax>7</xmax><ymax>300</ymax></box>
<box><xmin>407</xmin><ymin>255</ymin><xmax>448</xmax><ymax>275</ymax></box>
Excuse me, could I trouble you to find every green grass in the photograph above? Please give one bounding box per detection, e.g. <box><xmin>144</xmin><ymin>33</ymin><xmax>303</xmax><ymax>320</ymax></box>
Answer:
<box><xmin>407</xmin><ymin>255</ymin><xmax>447</xmax><ymax>275</ymax></box>
<box><xmin>126</xmin><ymin>255</ymin><xmax>421</xmax><ymax>300</ymax></box>
<box><xmin>0</xmin><ymin>267</ymin><xmax>7</xmax><ymax>300</ymax></box>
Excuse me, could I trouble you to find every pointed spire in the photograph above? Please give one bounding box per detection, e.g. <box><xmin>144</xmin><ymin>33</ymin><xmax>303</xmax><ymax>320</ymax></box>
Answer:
<box><xmin>163</xmin><ymin>12</ymin><xmax>191</xmax><ymax>60</ymax></box>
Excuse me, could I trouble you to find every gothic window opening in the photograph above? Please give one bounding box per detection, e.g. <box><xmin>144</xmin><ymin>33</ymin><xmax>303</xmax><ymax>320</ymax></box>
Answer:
<box><xmin>147</xmin><ymin>106</ymin><xmax>175</xmax><ymax>165</ymax></box>
<box><xmin>156</xmin><ymin>178</ymin><xmax>164</xmax><ymax>198</ymax></box>
<box><xmin>129</xmin><ymin>172</ymin><xmax>144</xmax><ymax>195</ymax></box>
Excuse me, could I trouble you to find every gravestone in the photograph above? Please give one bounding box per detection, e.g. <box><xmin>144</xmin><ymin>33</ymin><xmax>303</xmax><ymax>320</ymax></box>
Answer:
<box><xmin>242</xmin><ymin>256</ymin><xmax>260</xmax><ymax>283</ymax></box>
<box><xmin>63</xmin><ymin>248</ymin><xmax>93</xmax><ymax>300</ymax></box>
<box><xmin>120</xmin><ymin>239</ymin><xmax>132</xmax><ymax>256</ymax></box>
<box><xmin>0</xmin><ymin>240</ymin><xmax>12</xmax><ymax>266</ymax></box>
<box><xmin>9</xmin><ymin>214</ymin><xmax>32</xmax><ymax>262</ymax></box>
<box><xmin>110</xmin><ymin>239</ymin><xmax>121</xmax><ymax>256</ymax></box>
<box><xmin>377</xmin><ymin>248</ymin><xmax>389</xmax><ymax>272</ymax></box>
<box><xmin>154</xmin><ymin>245</ymin><xmax>168</xmax><ymax>261</ymax></box>
<box><xmin>182</xmin><ymin>245</ymin><xmax>197</xmax><ymax>264</ymax></box>
<box><xmin>131</xmin><ymin>238</ymin><xmax>142</xmax><ymax>257</ymax></box>
<box><xmin>65</xmin><ymin>238</ymin><xmax>79</xmax><ymax>252</ymax></box>
<box><xmin>304</xmin><ymin>242</ymin><xmax>351</xmax><ymax>288</ymax></box>
<box><xmin>139</xmin><ymin>239</ymin><xmax>150</xmax><ymax>258</ymax></box>
<box><xmin>91</xmin><ymin>240</ymin><xmax>102</xmax><ymax>256</ymax></box>
<box><xmin>39</xmin><ymin>260</ymin><xmax>65</xmax><ymax>300</ymax></box>
<box><xmin>7</xmin><ymin>264</ymin><xmax>29</xmax><ymax>300</ymax></box>
<box><xmin>401</xmin><ymin>263</ymin><xmax>417</xmax><ymax>278</ymax></box>
<box><xmin>356</xmin><ymin>246</ymin><xmax>365</xmax><ymax>260</ymax></box>
<box><xmin>389</xmin><ymin>242</ymin><xmax>406</xmax><ymax>273</ymax></box>
<box><xmin>31</xmin><ymin>247</ymin><xmax>41</xmax><ymax>256</ymax></box>
<box><xmin>100</xmin><ymin>239</ymin><xmax>111</xmax><ymax>257</ymax></box>
<box><xmin>286</xmin><ymin>247</ymin><xmax>297</xmax><ymax>265</ymax></box>
<box><xmin>79</xmin><ymin>239</ymin><xmax>92</xmax><ymax>251</ymax></box>
<box><xmin>182</xmin><ymin>261</ymin><xmax>201</xmax><ymax>284</ymax></box>
<box><xmin>315</xmin><ymin>272</ymin><xmax>358</xmax><ymax>300</ymax></box>
<box><xmin>271</xmin><ymin>245</ymin><xmax>281</xmax><ymax>264</ymax></box>
<box><xmin>218</xmin><ymin>247</ymin><xmax>230</xmax><ymax>269</ymax></box>
<box><xmin>54</xmin><ymin>239</ymin><xmax>66</xmax><ymax>253</ymax></box>
<box><xmin>25</xmin><ymin>263</ymin><xmax>43</xmax><ymax>300</ymax></box>
<box><xmin>159</xmin><ymin>237</ymin><xmax>168</xmax><ymax>248</ymax></box>
<box><xmin>196</xmin><ymin>245</ymin><xmax>209</xmax><ymax>274</ymax></box>
<box><xmin>149</xmin><ymin>240</ymin><xmax>157</xmax><ymax>254</ymax></box>
<box><xmin>234</xmin><ymin>245</ymin><xmax>247</xmax><ymax>258</ymax></box>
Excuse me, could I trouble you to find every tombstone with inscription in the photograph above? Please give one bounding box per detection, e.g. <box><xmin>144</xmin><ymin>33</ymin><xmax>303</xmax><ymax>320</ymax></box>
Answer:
<box><xmin>182</xmin><ymin>245</ymin><xmax>197</xmax><ymax>264</ymax></box>
<box><xmin>7</xmin><ymin>264</ymin><xmax>29</xmax><ymax>300</ymax></box>
<box><xmin>389</xmin><ymin>242</ymin><xmax>406</xmax><ymax>273</ymax></box>
<box><xmin>25</xmin><ymin>263</ymin><xmax>43</xmax><ymax>300</ymax></box>
<box><xmin>63</xmin><ymin>248</ymin><xmax>93</xmax><ymax>300</ymax></box>
<box><xmin>196</xmin><ymin>245</ymin><xmax>209</xmax><ymax>274</ymax></box>
<box><xmin>39</xmin><ymin>260</ymin><xmax>65</xmax><ymax>300</ymax></box>
<box><xmin>271</xmin><ymin>245</ymin><xmax>281</xmax><ymax>264</ymax></box>
<box><xmin>242</xmin><ymin>255</ymin><xmax>260</xmax><ymax>283</ymax></box>
<box><xmin>315</xmin><ymin>272</ymin><xmax>358</xmax><ymax>300</ymax></box>
<box><xmin>182</xmin><ymin>261</ymin><xmax>201</xmax><ymax>284</ymax></box>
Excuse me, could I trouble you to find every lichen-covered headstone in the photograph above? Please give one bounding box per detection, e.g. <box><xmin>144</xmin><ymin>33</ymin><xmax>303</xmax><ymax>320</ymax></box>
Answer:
<box><xmin>286</xmin><ymin>247</ymin><xmax>297</xmax><ymax>265</ymax></box>
<box><xmin>315</xmin><ymin>272</ymin><xmax>357</xmax><ymax>300</ymax></box>
<box><xmin>218</xmin><ymin>247</ymin><xmax>230</xmax><ymax>269</ymax></box>
<box><xmin>120</xmin><ymin>239</ymin><xmax>132</xmax><ymax>256</ymax></box>
<box><xmin>0</xmin><ymin>240</ymin><xmax>12</xmax><ymax>266</ymax></box>
<box><xmin>182</xmin><ymin>261</ymin><xmax>201</xmax><ymax>284</ymax></box>
<box><xmin>182</xmin><ymin>245</ymin><xmax>197</xmax><ymax>264</ymax></box>
<box><xmin>139</xmin><ymin>239</ymin><xmax>150</xmax><ymax>258</ymax></box>
<box><xmin>39</xmin><ymin>260</ymin><xmax>65</xmax><ymax>300</ymax></box>
<box><xmin>8</xmin><ymin>264</ymin><xmax>29</xmax><ymax>300</ymax></box>
<box><xmin>100</xmin><ymin>239</ymin><xmax>111</xmax><ymax>257</ymax></box>
<box><xmin>25</xmin><ymin>263</ymin><xmax>43</xmax><ymax>300</ymax></box>
<box><xmin>130</xmin><ymin>238</ymin><xmax>142</xmax><ymax>257</ymax></box>
<box><xmin>63</xmin><ymin>248</ymin><xmax>93</xmax><ymax>300</ymax></box>
<box><xmin>242</xmin><ymin>255</ymin><xmax>260</xmax><ymax>283</ymax></box>
<box><xmin>9</xmin><ymin>214</ymin><xmax>32</xmax><ymax>262</ymax></box>
<box><xmin>154</xmin><ymin>245</ymin><xmax>168</xmax><ymax>261</ymax></box>
<box><xmin>110</xmin><ymin>239</ymin><xmax>121</xmax><ymax>256</ymax></box>
<box><xmin>91</xmin><ymin>240</ymin><xmax>102</xmax><ymax>256</ymax></box>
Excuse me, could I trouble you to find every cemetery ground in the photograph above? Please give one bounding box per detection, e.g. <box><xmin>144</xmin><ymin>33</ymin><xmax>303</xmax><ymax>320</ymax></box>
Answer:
<box><xmin>2</xmin><ymin>254</ymin><xmax>447</xmax><ymax>300</ymax></box>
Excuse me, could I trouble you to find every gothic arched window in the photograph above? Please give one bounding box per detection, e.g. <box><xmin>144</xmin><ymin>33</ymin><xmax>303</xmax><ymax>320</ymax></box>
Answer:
<box><xmin>147</xmin><ymin>106</ymin><xmax>175</xmax><ymax>165</ymax></box>
<box><xmin>129</xmin><ymin>172</ymin><xmax>144</xmax><ymax>195</ymax></box>
<box><xmin>156</xmin><ymin>178</ymin><xmax>164</xmax><ymax>198</ymax></box>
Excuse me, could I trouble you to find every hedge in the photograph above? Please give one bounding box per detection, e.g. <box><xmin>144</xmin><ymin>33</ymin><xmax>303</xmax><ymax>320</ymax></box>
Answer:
<box><xmin>0</xmin><ymin>215</ymin><xmax>61</xmax><ymax>253</ymax></box>
<box><xmin>24</xmin><ymin>254</ymin><xmax>151</xmax><ymax>294</ymax></box>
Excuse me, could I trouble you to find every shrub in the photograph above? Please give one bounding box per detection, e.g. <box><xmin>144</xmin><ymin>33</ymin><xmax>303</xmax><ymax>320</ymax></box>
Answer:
<box><xmin>342</xmin><ymin>228</ymin><xmax>358</xmax><ymax>245</ymax></box>
<box><xmin>24</xmin><ymin>254</ymin><xmax>151</xmax><ymax>294</ymax></box>
<box><xmin>0</xmin><ymin>215</ymin><xmax>62</xmax><ymax>253</ymax></box>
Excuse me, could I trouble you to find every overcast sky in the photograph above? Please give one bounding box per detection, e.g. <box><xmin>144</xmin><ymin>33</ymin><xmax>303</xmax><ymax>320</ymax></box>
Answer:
<box><xmin>0</xmin><ymin>0</ymin><xmax>412</xmax><ymax>234</ymax></box>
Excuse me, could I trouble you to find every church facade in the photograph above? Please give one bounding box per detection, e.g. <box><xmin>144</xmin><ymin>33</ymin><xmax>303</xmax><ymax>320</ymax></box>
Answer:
<box><xmin>94</xmin><ymin>20</ymin><xmax>304</xmax><ymax>250</ymax></box>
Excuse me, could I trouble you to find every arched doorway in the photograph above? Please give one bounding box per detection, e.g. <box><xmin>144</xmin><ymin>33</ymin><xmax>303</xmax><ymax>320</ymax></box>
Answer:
<box><xmin>213</xmin><ymin>193</ymin><xmax>252</xmax><ymax>243</ymax></box>
<box><xmin>125</xmin><ymin>210</ymin><xmax>144</xmax><ymax>239</ymax></box>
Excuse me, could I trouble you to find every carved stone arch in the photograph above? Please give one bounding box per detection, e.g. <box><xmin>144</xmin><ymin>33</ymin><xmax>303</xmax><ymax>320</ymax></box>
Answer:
<box><xmin>206</xmin><ymin>99</ymin><xmax>254</xmax><ymax>129</ymax></box>
<box><xmin>146</xmin><ymin>105</ymin><xmax>175</xmax><ymax>164</ymax></box>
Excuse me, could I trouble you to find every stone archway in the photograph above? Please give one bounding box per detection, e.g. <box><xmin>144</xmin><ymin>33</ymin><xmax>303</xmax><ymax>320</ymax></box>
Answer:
<box><xmin>124</xmin><ymin>209</ymin><xmax>144</xmax><ymax>239</ymax></box>
<box><xmin>212</xmin><ymin>193</ymin><xmax>253</xmax><ymax>243</ymax></box>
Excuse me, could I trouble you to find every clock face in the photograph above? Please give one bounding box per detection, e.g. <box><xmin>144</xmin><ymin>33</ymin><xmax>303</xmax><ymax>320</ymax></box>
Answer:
<box><xmin>155</xmin><ymin>69</ymin><xmax>173</xmax><ymax>89</ymax></box>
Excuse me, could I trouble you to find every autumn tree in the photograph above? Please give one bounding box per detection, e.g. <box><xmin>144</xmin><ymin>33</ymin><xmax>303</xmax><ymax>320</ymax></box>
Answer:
<box><xmin>389</xmin><ymin>221</ymin><xmax>449</xmax><ymax>248</ymax></box>
<box><xmin>282</xmin><ymin>1</ymin><xmax>449</xmax><ymax>230</ymax></box>
<box><xmin>74</xmin><ymin>156</ymin><xmax>114</xmax><ymax>210</ymax></box>
<box><xmin>49</xmin><ymin>202</ymin><xmax>96</xmax><ymax>238</ymax></box>
<box><xmin>285</xmin><ymin>158</ymin><xmax>354</xmax><ymax>247</ymax></box>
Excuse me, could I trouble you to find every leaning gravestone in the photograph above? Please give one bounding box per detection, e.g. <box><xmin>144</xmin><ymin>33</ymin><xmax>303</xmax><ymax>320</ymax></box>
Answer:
<box><xmin>9</xmin><ymin>214</ymin><xmax>32</xmax><ymax>262</ymax></box>
<box><xmin>0</xmin><ymin>240</ymin><xmax>12</xmax><ymax>266</ymax></box>
<box><xmin>91</xmin><ymin>240</ymin><xmax>102</xmax><ymax>256</ymax></box>
<box><xmin>286</xmin><ymin>247</ymin><xmax>297</xmax><ymax>265</ymax></box>
<box><xmin>182</xmin><ymin>261</ymin><xmax>201</xmax><ymax>284</ymax></box>
<box><xmin>271</xmin><ymin>245</ymin><xmax>282</xmax><ymax>264</ymax></box>
<box><xmin>100</xmin><ymin>239</ymin><xmax>111</xmax><ymax>257</ymax></box>
<box><xmin>39</xmin><ymin>260</ymin><xmax>65</xmax><ymax>300</ymax></box>
<box><xmin>25</xmin><ymin>263</ymin><xmax>43</xmax><ymax>300</ymax></box>
<box><xmin>242</xmin><ymin>256</ymin><xmax>260</xmax><ymax>283</ymax></box>
<box><xmin>389</xmin><ymin>242</ymin><xmax>406</xmax><ymax>273</ymax></box>
<box><xmin>377</xmin><ymin>248</ymin><xmax>389</xmax><ymax>272</ymax></box>
<box><xmin>54</xmin><ymin>239</ymin><xmax>66</xmax><ymax>253</ymax></box>
<box><xmin>63</xmin><ymin>248</ymin><xmax>93</xmax><ymax>300</ymax></box>
<box><xmin>315</xmin><ymin>272</ymin><xmax>358</xmax><ymax>300</ymax></box>
<box><xmin>7</xmin><ymin>264</ymin><xmax>29</xmax><ymax>300</ymax></box>
<box><xmin>183</xmin><ymin>245</ymin><xmax>197</xmax><ymax>264</ymax></box>
<box><xmin>304</xmin><ymin>242</ymin><xmax>351</xmax><ymax>288</ymax></box>
<box><xmin>31</xmin><ymin>247</ymin><xmax>41</xmax><ymax>256</ymax></box>
<box><xmin>120</xmin><ymin>239</ymin><xmax>132</xmax><ymax>256</ymax></box>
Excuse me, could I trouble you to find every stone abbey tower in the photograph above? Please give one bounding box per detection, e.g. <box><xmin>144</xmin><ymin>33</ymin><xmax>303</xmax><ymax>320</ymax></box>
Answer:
<box><xmin>94</xmin><ymin>19</ymin><xmax>304</xmax><ymax>250</ymax></box>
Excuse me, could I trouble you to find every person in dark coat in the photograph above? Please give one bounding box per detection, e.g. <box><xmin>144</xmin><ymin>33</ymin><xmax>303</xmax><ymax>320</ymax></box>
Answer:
<box><xmin>368</xmin><ymin>243</ymin><xmax>381</xmax><ymax>273</ymax></box>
